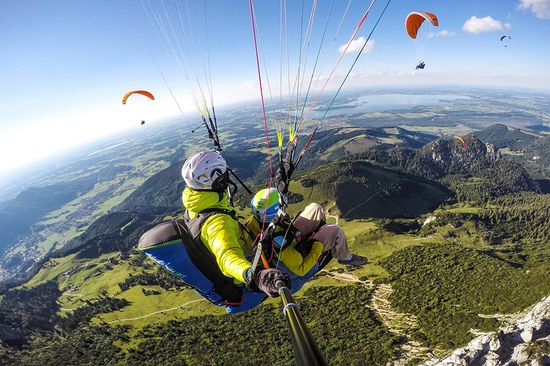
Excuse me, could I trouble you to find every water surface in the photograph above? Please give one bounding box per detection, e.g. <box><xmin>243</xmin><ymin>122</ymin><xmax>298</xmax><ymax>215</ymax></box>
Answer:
<box><xmin>310</xmin><ymin>93</ymin><xmax>470</xmax><ymax>118</ymax></box>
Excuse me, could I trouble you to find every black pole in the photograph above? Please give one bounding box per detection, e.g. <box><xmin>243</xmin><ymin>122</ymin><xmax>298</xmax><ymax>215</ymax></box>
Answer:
<box><xmin>276</xmin><ymin>281</ymin><xmax>327</xmax><ymax>366</ymax></box>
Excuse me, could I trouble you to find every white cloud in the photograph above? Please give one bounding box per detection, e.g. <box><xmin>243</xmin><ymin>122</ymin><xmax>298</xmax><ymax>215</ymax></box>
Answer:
<box><xmin>462</xmin><ymin>16</ymin><xmax>511</xmax><ymax>34</ymax></box>
<box><xmin>240</xmin><ymin>80</ymin><xmax>258</xmax><ymax>89</ymax></box>
<box><xmin>427</xmin><ymin>30</ymin><xmax>456</xmax><ymax>38</ymax></box>
<box><xmin>339</xmin><ymin>37</ymin><xmax>375</xmax><ymax>54</ymax></box>
<box><xmin>322</xmin><ymin>67</ymin><xmax>550</xmax><ymax>94</ymax></box>
<box><xmin>519</xmin><ymin>0</ymin><xmax>550</xmax><ymax>19</ymax></box>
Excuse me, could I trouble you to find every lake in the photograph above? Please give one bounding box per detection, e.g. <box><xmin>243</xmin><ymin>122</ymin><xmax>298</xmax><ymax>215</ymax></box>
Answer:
<box><xmin>310</xmin><ymin>93</ymin><xmax>471</xmax><ymax>118</ymax></box>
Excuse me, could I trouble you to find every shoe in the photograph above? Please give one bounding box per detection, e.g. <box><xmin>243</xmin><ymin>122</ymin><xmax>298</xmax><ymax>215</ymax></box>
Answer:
<box><xmin>338</xmin><ymin>254</ymin><xmax>368</xmax><ymax>266</ymax></box>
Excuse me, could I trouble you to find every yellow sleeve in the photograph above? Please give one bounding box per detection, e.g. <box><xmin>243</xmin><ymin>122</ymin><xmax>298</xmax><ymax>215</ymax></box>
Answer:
<box><xmin>278</xmin><ymin>241</ymin><xmax>323</xmax><ymax>277</ymax></box>
<box><xmin>201</xmin><ymin>214</ymin><xmax>252</xmax><ymax>283</ymax></box>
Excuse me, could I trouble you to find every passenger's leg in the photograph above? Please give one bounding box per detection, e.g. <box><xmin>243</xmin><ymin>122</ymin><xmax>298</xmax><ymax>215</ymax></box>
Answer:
<box><xmin>294</xmin><ymin>203</ymin><xmax>325</xmax><ymax>237</ymax></box>
<box><xmin>310</xmin><ymin>224</ymin><xmax>353</xmax><ymax>261</ymax></box>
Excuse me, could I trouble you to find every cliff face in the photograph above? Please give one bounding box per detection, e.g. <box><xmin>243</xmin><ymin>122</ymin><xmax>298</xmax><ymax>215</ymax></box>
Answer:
<box><xmin>408</xmin><ymin>137</ymin><xmax>502</xmax><ymax>180</ymax></box>
<box><xmin>426</xmin><ymin>296</ymin><xmax>550</xmax><ymax>366</ymax></box>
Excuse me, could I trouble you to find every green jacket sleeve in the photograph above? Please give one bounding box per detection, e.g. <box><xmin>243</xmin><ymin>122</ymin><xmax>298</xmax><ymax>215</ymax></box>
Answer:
<box><xmin>201</xmin><ymin>214</ymin><xmax>252</xmax><ymax>283</ymax></box>
<box><xmin>278</xmin><ymin>241</ymin><xmax>324</xmax><ymax>277</ymax></box>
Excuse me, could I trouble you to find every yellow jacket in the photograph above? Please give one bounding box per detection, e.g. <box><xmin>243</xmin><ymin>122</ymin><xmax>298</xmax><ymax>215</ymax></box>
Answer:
<box><xmin>182</xmin><ymin>188</ymin><xmax>252</xmax><ymax>283</ymax></box>
<box><xmin>244</xmin><ymin>217</ymin><xmax>323</xmax><ymax>277</ymax></box>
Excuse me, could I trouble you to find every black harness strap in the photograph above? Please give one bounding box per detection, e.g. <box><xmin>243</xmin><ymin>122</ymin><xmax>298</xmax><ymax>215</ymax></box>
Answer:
<box><xmin>176</xmin><ymin>208</ymin><xmax>242</xmax><ymax>304</ymax></box>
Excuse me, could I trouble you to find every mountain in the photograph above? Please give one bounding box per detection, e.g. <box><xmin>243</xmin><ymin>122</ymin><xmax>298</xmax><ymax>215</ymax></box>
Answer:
<box><xmin>474</xmin><ymin>123</ymin><xmax>538</xmax><ymax>150</ymax></box>
<box><xmin>426</xmin><ymin>296</ymin><xmax>550</xmax><ymax>365</ymax></box>
<box><xmin>408</xmin><ymin>135</ymin><xmax>501</xmax><ymax>179</ymax></box>
<box><xmin>355</xmin><ymin>134</ymin><xmax>540</xmax><ymax>202</ymax></box>
<box><xmin>289</xmin><ymin>160</ymin><xmax>451</xmax><ymax>219</ymax></box>
<box><xmin>475</xmin><ymin>124</ymin><xmax>550</xmax><ymax>182</ymax></box>
<box><xmin>295</xmin><ymin>126</ymin><xmax>438</xmax><ymax>171</ymax></box>
<box><xmin>116</xmin><ymin>149</ymin><xmax>265</xmax><ymax>216</ymax></box>
<box><xmin>52</xmin><ymin>211</ymin><xmax>159</xmax><ymax>259</ymax></box>
<box><xmin>115</xmin><ymin>164</ymin><xmax>184</xmax><ymax>215</ymax></box>
<box><xmin>40</xmin><ymin>150</ymin><xmax>265</xmax><ymax>262</ymax></box>
<box><xmin>0</xmin><ymin>178</ymin><xmax>97</xmax><ymax>254</ymax></box>
<box><xmin>2</xmin><ymin>130</ymin><xmax>540</xmax><ymax>284</ymax></box>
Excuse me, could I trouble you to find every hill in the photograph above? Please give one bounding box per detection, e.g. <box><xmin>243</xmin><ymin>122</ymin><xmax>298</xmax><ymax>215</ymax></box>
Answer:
<box><xmin>293</xmin><ymin>126</ymin><xmax>438</xmax><ymax>172</ymax></box>
<box><xmin>356</xmin><ymin>134</ymin><xmax>540</xmax><ymax>202</ymax></box>
<box><xmin>0</xmin><ymin>178</ymin><xmax>97</xmax><ymax>254</ymax></box>
<box><xmin>2</xmin><ymin>188</ymin><xmax>548</xmax><ymax>365</ymax></box>
<box><xmin>474</xmin><ymin>123</ymin><xmax>538</xmax><ymax>150</ymax></box>
<box><xmin>474</xmin><ymin>124</ymin><xmax>550</xmax><ymax>182</ymax></box>
<box><xmin>115</xmin><ymin>164</ymin><xmax>184</xmax><ymax>215</ymax></box>
<box><xmin>290</xmin><ymin>160</ymin><xmax>451</xmax><ymax>219</ymax></box>
<box><xmin>117</xmin><ymin>149</ymin><xmax>266</xmax><ymax>216</ymax></box>
<box><xmin>30</xmin><ymin>149</ymin><xmax>264</xmax><ymax>266</ymax></box>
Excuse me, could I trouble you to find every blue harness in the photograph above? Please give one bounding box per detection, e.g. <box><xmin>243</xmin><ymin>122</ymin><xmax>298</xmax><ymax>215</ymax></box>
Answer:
<box><xmin>137</xmin><ymin>210</ymin><xmax>329</xmax><ymax>313</ymax></box>
<box><xmin>137</xmin><ymin>209</ymin><xmax>267</xmax><ymax>313</ymax></box>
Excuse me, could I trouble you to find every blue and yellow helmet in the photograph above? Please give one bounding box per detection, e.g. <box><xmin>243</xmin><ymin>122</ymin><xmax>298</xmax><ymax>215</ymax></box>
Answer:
<box><xmin>251</xmin><ymin>188</ymin><xmax>280</xmax><ymax>223</ymax></box>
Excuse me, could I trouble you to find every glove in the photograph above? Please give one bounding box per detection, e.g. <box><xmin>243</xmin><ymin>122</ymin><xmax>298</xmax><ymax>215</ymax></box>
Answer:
<box><xmin>243</xmin><ymin>267</ymin><xmax>290</xmax><ymax>297</ymax></box>
<box><xmin>256</xmin><ymin>268</ymin><xmax>290</xmax><ymax>297</ymax></box>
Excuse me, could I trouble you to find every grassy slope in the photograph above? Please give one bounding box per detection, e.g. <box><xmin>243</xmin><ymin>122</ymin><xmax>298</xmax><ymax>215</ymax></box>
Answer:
<box><xmin>15</xmin><ymin>196</ymin><xmax>550</xmax><ymax>365</ymax></box>
<box><xmin>382</xmin><ymin>242</ymin><xmax>550</xmax><ymax>349</ymax></box>
<box><xmin>24</xmin><ymin>249</ymin><xmax>227</xmax><ymax>321</ymax></box>
<box><xmin>14</xmin><ymin>151</ymin><xmax>548</xmax><ymax>364</ymax></box>
<box><xmin>23</xmin><ymin>205</ymin><xmax>458</xmax><ymax>324</ymax></box>
<box><xmin>288</xmin><ymin>161</ymin><xmax>450</xmax><ymax>219</ymax></box>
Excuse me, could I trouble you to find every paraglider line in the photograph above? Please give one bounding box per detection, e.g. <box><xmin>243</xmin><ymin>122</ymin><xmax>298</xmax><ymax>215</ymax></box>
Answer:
<box><xmin>299</xmin><ymin>0</ymin><xmax>334</xmax><ymax>121</ymax></box>
<box><xmin>227</xmin><ymin>168</ymin><xmax>252</xmax><ymax>195</ymax></box>
<box><xmin>310</xmin><ymin>0</ymin><xmax>353</xmax><ymax>97</ymax></box>
<box><xmin>125</xmin><ymin>0</ymin><xmax>189</xmax><ymax>123</ymax></box>
<box><xmin>249</xmin><ymin>0</ymin><xmax>273</xmax><ymax>187</ymax></box>
<box><xmin>249</xmin><ymin>0</ymin><xmax>277</xmax><ymax>241</ymax></box>
<box><xmin>296</xmin><ymin>0</ymin><xmax>376</xmax><ymax>136</ymax></box>
<box><xmin>297</xmin><ymin>0</ymin><xmax>392</xmax><ymax>169</ymax></box>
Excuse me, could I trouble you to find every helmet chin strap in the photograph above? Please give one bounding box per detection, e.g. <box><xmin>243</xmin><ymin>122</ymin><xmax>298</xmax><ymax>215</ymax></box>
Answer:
<box><xmin>226</xmin><ymin>179</ymin><xmax>238</xmax><ymax>205</ymax></box>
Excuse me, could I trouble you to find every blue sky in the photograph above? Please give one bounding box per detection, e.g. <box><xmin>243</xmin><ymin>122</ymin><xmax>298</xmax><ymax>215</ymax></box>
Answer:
<box><xmin>1</xmin><ymin>0</ymin><xmax>549</xmax><ymax>177</ymax></box>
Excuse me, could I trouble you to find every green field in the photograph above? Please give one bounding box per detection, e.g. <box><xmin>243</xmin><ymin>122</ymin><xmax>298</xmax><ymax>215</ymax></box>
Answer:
<box><xmin>499</xmin><ymin>148</ymin><xmax>525</xmax><ymax>156</ymax></box>
<box><xmin>400</xmin><ymin>123</ymin><xmax>478</xmax><ymax>136</ymax></box>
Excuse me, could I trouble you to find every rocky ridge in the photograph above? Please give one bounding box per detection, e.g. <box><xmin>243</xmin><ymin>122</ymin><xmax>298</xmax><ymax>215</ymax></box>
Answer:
<box><xmin>426</xmin><ymin>296</ymin><xmax>550</xmax><ymax>365</ymax></box>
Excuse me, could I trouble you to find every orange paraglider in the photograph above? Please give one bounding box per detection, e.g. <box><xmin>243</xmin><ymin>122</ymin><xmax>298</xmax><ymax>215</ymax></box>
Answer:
<box><xmin>406</xmin><ymin>12</ymin><xmax>438</xmax><ymax>39</ymax></box>
<box><xmin>122</xmin><ymin>90</ymin><xmax>155</xmax><ymax>105</ymax></box>
<box><xmin>406</xmin><ymin>12</ymin><xmax>438</xmax><ymax>69</ymax></box>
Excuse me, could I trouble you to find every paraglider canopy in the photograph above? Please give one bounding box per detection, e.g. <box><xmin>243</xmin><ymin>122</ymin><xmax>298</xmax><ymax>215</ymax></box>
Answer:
<box><xmin>122</xmin><ymin>90</ymin><xmax>155</xmax><ymax>105</ymax></box>
<box><xmin>500</xmin><ymin>35</ymin><xmax>511</xmax><ymax>47</ymax></box>
<box><xmin>454</xmin><ymin>135</ymin><xmax>468</xmax><ymax>148</ymax></box>
<box><xmin>405</xmin><ymin>12</ymin><xmax>438</xmax><ymax>39</ymax></box>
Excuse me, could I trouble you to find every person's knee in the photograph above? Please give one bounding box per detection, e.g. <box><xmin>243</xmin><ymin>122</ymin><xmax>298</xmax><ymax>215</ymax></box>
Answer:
<box><xmin>302</xmin><ymin>203</ymin><xmax>325</xmax><ymax>220</ymax></box>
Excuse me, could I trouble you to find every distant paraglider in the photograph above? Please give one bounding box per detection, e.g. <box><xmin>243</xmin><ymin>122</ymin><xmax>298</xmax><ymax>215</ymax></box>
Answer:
<box><xmin>454</xmin><ymin>135</ymin><xmax>468</xmax><ymax>148</ymax></box>
<box><xmin>121</xmin><ymin>90</ymin><xmax>155</xmax><ymax>104</ymax></box>
<box><xmin>500</xmin><ymin>35</ymin><xmax>511</xmax><ymax>47</ymax></box>
<box><xmin>122</xmin><ymin>90</ymin><xmax>154</xmax><ymax>126</ymax></box>
<box><xmin>406</xmin><ymin>11</ymin><xmax>438</xmax><ymax>70</ymax></box>
<box><xmin>406</xmin><ymin>12</ymin><xmax>439</xmax><ymax>39</ymax></box>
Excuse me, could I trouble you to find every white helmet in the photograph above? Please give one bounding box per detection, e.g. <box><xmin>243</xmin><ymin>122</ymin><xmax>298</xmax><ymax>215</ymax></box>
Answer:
<box><xmin>181</xmin><ymin>151</ymin><xmax>228</xmax><ymax>190</ymax></box>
